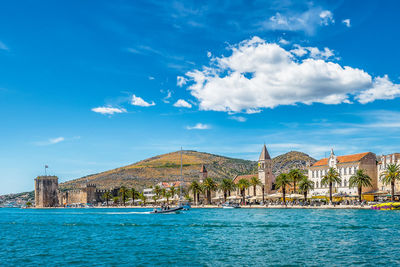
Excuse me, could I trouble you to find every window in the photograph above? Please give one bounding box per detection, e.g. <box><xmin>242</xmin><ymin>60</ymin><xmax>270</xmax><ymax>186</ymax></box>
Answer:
<box><xmin>344</xmin><ymin>180</ymin><xmax>347</xmax><ymax>187</ymax></box>
<box><xmin>316</xmin><ymin>181</ymin><xmax>319</xmax><ymax>188</ymax></box>
<box><xmin>344</xmin><ymin>168</ymin><xmax>347</xmax><ymax>175</ymax></box>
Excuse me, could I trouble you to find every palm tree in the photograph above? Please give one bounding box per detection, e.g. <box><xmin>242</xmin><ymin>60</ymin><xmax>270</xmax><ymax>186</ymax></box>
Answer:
<box><xmin>380</xmin><ymin>163</ymin><xmax>400</xmax><ymax>201</ymax></box>
<box><xmin>130</xmin><ymin>187</ymin><xmax>138</xmax><ymax>205</ymax></box>
<box><xmin>275</xmin><ymin>173</ymin><xmax>291</xmax><ymax>204</ymax></box>
<box><xmin>152</xmin><ymin>194</ymin><xmax>159</xmax><ymax>204</ymax></box>
<box><xmin>165</xmin><ymin>191</ymin><xmax>172</xmax><ymax>204</ymax></box>
<box><xmin>250</xmin><ymin>176</ymin><xmax>262</xmax><ymax>196</ymax></box>
<box><xmin>154</xmin><ymin>185</ymin><xmax>162</xmax><ymax>199</ymax></box>
<box><xmin>170</xmin><ymin>186</ymin><xmax>177</xmax><ymax>202</ymax></box>
<box><xmin>321</xmin><ymin>167</ymin><xmax>342</xmax><ymax>203</ymax></box>
<box><xmin>202</xmin><ymin>177</ymin><xmax>218</xmax><ymax>204</ymax></box>
<box><xmin>113</xmin><ymin>196</ymin><xmax>119</xmax><ymax>206</ymax></box>
<box><xmin>118</xmin><ymin>186</ymin><xmax>129</xmax><ymax>206</ymax></box>
<box><xmin>220</xmin><ymin>178</ymin><xmax>236</xmax><ymax>202</ymax></box>
<box><xmin>298</xmin><ymin>177</ymin><xmax>314</xmax><ymax>201</ymax></box>
<box><xmin>288</xmin><ymin>169</ymin><xmax>306</xmax><ymax>193</ymax></box>
<box><xmin>103</xmin><ymin>191</ymin><xmax>112</xmax><ymax>206</ymax></box>
<box><xmin>138</xmin><ymin>192</ymin><xmax>146</xmax><ymax>205</ymax></box>
<box><xmin>237</xmin><ymin>178</ymin><xmax>250</xmax><ymax>205</ymax></box>
<box><xmin>189</xmin><ymin>181</ymin><xmax>202</xmax><ymax>205</ymax></box>
<box><xmin>349</xmin><ymin>169</ymin><xmax>372</xmax><ymax>202</ymax></box>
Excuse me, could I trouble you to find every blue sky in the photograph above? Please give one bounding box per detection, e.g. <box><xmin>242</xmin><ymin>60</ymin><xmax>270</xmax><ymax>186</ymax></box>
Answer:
<box><xmin>1</xmin><ymin>0</ymin><xmax>400</xmax><ymax>194</ymax></box>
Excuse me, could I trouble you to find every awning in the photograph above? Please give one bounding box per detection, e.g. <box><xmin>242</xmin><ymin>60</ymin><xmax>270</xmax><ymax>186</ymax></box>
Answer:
<box><xmin>227</xmin><ymin>195</ymin><xmax>242</xmax><ymax>200</ymax></box>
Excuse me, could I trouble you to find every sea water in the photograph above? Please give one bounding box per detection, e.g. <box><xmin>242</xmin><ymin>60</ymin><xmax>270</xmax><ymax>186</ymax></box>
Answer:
<box><xmin>0</xmin><ymin>208</ymin><xmax>399</xmax><ymax>266</ymax></box>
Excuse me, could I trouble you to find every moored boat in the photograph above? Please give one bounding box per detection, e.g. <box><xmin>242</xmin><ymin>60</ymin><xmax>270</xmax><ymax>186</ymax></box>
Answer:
<box><xmin>222</xmin><ymin>203</ymin><xmax>240</xmax><ymax>209</ymax></box>
<box><xmin>371</xmin><ymin>202</ymin><xmax>400</xmax><ymax>210</ymax></box>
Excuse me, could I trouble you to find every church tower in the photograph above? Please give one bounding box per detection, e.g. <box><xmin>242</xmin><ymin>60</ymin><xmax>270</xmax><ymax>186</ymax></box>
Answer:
<box><xmin>258</xmin><ymin>144</ymin><xmax>275</xmax><ymax>194</ymax></box>
<box><xmin>199</xmin><ymin>164</ymin><xmax>207</xmax><ymax>183</ymax></box>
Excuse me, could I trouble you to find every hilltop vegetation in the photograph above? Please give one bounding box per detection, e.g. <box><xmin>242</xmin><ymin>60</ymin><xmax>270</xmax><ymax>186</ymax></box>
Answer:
<box><xmin>60</xmin><ymin>150</ymin><xmax>316</xmax><ymax>190</ymax></box>
<box><xmin>60</xmin><ymin>150</ymin><xmax>257</xmax><ymax>190</ymax></box>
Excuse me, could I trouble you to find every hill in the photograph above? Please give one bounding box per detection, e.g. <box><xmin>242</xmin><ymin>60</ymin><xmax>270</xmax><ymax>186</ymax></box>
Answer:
<box><xmin>60</xmin><ymin>150</ymin><xmax>316</xmax><ymax>190</ymax></box>
<box><xmin>272</xmin><ymin>151</ymin><xmax>316</xmax><ymax>175</ymax></box>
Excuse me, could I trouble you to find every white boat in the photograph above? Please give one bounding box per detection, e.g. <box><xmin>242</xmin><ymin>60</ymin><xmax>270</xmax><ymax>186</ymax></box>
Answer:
<box><xmin>222</xmin><ymin>203</ymin><xmax>240</xmax><ymax>209</ymax></box>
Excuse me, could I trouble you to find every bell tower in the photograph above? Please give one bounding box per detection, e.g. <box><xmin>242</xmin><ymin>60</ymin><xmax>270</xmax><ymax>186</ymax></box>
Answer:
<box><xmin>258</xmin><ymin>144</ymin><xmax>275</xmax><ymax>194</ymax></box>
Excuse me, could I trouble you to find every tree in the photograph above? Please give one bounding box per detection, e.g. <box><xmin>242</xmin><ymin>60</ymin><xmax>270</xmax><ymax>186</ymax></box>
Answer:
<box><xmin>250</xmin><ymin>176</ymin><xmax>262</xmax><ymax>197</ymax></box>
<box><xmin>170</xmin><ymin>186</ymin><xmax>177</xmax><ymax>201</ymax></box>
<box><xmin>119</xmin><ymin>186</ymin><xmax>129</xmax><ymax>206</ymax></box>
<box><xmin>298</xmin><ymin>177</ymin><xmax>314</xmax><ymax>201</ymax></box>
<box><xmin>26</xmin><ymin>201</ymin><xmax>32</xmax><ymax>207</ymax></box>
<box><xmin>113</xmin><ymin>196</ymin><xmax>119</xmax><ymax>206</ymax></box>
<box><xmin>321</xmin><ymin>167</ymin><xmax>342</xmax><ymax>203</ymax></box>
<box><xmin>130</xmin><ymin>188</ymin><xmax>138</xmax><ymax>205</ymax></box>
<box><xmin>103</xmin><ymin>191</ymin><xmax>112</xmax><ymax>206</ymax></box>
<box><xmin>380</xmin><ymin>163</ymin><xmax>400</xmax><ymax>201</ymax></box>
<box><xmin>288</xmin><ymin>169</ymin><xmax>306</xmax><ymax>193</ymax></box>
<box><xmin>237</xmin><ymin>178</ymin><xmax>250</xmax><ymax>205</ymax></box>
<box><xmin>202</xmin><ymin>177</ymin><xmax>218</xmax><ymax>204</ymax></box>
<box><xmin>275</xmin><ymin>173</ymin><xmax>291</xmax><ymax>204</ymax></box>
<box><xmin>154</xmin><ymin>185</ymin><xmax>162</xmax><ymax>199</ymax></box>
<box><xmin>220</xmin><ymin>178</ymin><xmax>236</xmax><ymax>202</ymax></box>
<box><xmin>165</xmin><ymin>191</ymin><xmax>172</xmax><ymax>204</ymax></box>
<box><xmin>349</xmin><ymin>169</ymin><xmax>372</xmax><ymax>202</ymax></box>
<box><xmin>189</xmin><ymin>181</ymin><xmax>203</xmax><ymax>205</ymax></box>
<box><xmin>152</xmin><ymin>194</ymin><xmax>159</xmax><ymax>204</ymax></box>
<box><xmin>138</xmin><ymin>192</ymin><xmax>146</xmax><ymax>205</ymax></box>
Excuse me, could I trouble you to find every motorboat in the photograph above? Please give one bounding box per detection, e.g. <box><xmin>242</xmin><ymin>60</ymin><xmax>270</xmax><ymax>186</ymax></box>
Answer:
<box><xmin>222</xmin><ymin>203</ymin><xmax>240</xmax><ymax>209</ymax></box>
<box><xmin>151</xmin><ymin>206</ymin><xmax>183</xmax><ymax>214</ymax></box>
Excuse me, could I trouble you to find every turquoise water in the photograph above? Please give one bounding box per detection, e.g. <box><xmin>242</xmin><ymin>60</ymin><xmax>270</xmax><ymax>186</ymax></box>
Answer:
<box><xmin>1</xmin><ymin>208</ymin><xmax>400</xmax><ymax>266</ymax></box>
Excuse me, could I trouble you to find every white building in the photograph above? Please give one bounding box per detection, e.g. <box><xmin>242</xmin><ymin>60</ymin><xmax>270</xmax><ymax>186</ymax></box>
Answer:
<box><xmin>308</xmin><ymin>149</ymin><xmax>378</xmax><ymax>196</ymax></box>
<box><xmin>377</xmin><ymin>153</ymin><xmax>400</xmax><ymax>192</ymax></box>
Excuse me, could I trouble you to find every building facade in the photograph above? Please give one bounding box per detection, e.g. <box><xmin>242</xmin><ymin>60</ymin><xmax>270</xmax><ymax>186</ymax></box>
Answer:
<box><xmin>308</xmin><ymin>150</ymin><xmax>378</xmax><ymax>196</ymax></box>
<box><xmin>377</xmin><ymin>153</ymin><xmax>400</xmax><ymax>192</ymax></box>
<box><xmin>35</xmin><ymin>176</ymin><xmax>59</xmax><ymax>208</ymax></box>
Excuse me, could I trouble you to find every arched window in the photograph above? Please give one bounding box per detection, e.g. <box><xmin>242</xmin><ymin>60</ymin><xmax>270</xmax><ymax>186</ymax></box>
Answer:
<box><xmin>344</xmin><ymin>180</ymin><xmax>347</xmax><ymax>187</ymax></box>
<box><xmin>316</xmin><ymin>181</ymin><xmax>319</xmax><ymax>188</ymax></box>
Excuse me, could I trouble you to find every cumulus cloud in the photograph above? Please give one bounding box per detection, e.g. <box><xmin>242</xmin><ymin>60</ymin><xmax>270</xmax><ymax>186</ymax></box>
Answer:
<box><xmin>177</xmin><ymin>76</ymin><xmax>188</xmax><ymax>87</ymax></box>
<box><xmin>319</xmin><ymin>10</ymin><xmax>334</xmax><ymax>26</ymax></box>
<box><xmin>131</xmin><ymin>95</ymin><xmax>155</xmax><ymax>107</ymax></box>
<box><xmin>186</xmin><ymin>123</ymin><xmax>211</xmax><ymax>130</ymax></box>
<box><xmin>263</xmin><ymin>8</ymin><xmax>335</xmax><ymax>35</ymax></box>
<box><xmin>342</xmin><ymin>19</ymin><xmax>351</xmax><ymax>27</ymax></box>
<box><xmin>173</xmin><ymin>99</ymin><xmax>192</xmax><ymax>108</ymax></box>
<box><xmin>91</xmin><ymin>106</ymin><xmax>127</xmax><ymax>115</ymax></box>
<box><xmin>279</xmin><ymin>38</ymin><xmax>289</xmax><ymax>45</ymax></box>
<box><xmin>207</xmin><ymin>51</ymin><xmax>212</xmax><ymax>58</ymax></box>
<box><xmin>290</xmin><ymin>44</ymin><xmax>334</xmax><ymax>59</ymax></box>
<box><xmin>182</xmin><ymin>37</ymin><xmax>400</xmax><ymax>113</ymax></box>
<box><xmin>356</xmin><ymin>75</ymin><xmax>400</xmax><ymax>104</ymax></box>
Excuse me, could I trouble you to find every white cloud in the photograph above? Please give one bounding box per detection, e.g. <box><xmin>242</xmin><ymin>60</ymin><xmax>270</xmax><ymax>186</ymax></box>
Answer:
<box><xmin>319</xmin><ymin>10</ymin><xmax>334</xmax><ymax>26</ymax></box>
<box><xmin>356</xmin><ymin>75</ymin><xmax>400</xmax><ymax>104</ymax></box>
<box><xmin>131</xmin><ymin>95</ymin><xmax>155</xmax><ymax>107</ymax></box>
<box><xmin>149</xmin><ymin>76</ymin><xmax>155</xmax><ymax>80</ymax></box>
<box><xmin>230</xmin><ymin>116</ymin><xmax>247</xmax><ymax>122</ymax></box>
<box><xmin>279</xmin><ymin>38</ymin><xmax>289</xmax><ymax>45</ymax></box>
<box><xmin>0</xmin><ymin>41</ymin><xmax>8</xmax><ymax>51</ymax></box>
<box><xmin>207</xmin><ymin>51</ymin><xmax>212</xmax><ymax>58</ymax></box>
<box><xmin>263</xmin><ymin>8</ymin><xmax>335</xmax><ymax>35</ymax></box>
<box><xmin>342</xmin><ymin>19</ymin><xmax>351</xmax><ymax>27</ymax></box>
<box><xmin>290</xmin><ymin>45</ymin><xmax>334</xmax><ymax>59</ymax></box>
<box><xmin>91</xmin><ymin>106</ymin><xmax>127</xmax><ymax>115</ymax></box>
<box><xmin>34</xmin><ymin>137</ymin><xmax>65</xmax><ymax>146</ymax></box>
<box><xmin>186</xmin><ymin>123</ymin><xmax>211</xmax><ymax>130</ymax></box>
<box><xmin>183</xmin><ymin>37</ymin><xmax>400</xmax><ymax>113</ymax></box>
<box><xmin>173</xmin><ymin>99</ymin><xmax>192</xmax><ymax>108</ymax></box>
<box><xmin>162</xmin><ymin>90</ymin><xmax>172</xmax><ymax>103</ymax></box>
<box><xmin>177</xmin><ymin>76</ymin><xmax>188</xmax><ymax>87</ymax></box>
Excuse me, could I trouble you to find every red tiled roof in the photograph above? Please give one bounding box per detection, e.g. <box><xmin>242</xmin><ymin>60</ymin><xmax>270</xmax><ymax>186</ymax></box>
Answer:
<box><xmin>233</xmin><ymin>174</ymin><xmax>257</xmax><ymax>184</ymax></box>
<box><xmin>312</xmin><ymin>152</ymin><xmax>370</xmax><ymax>167</ymax></box>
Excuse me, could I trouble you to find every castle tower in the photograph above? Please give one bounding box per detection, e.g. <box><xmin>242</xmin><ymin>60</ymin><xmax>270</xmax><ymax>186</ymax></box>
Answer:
<box><xmin>200</xmin><ymin>165</ymin><xmax>207</xmax><ymax>183</ymax></box>
<box><xmin>258</xmin><ymin>144</ymin><xmax>275</xmax><ymax>194</ymax></box>
<box><xmin>85</xmin><ymin>184</ymin><xmax>97</xmax><ymax>204</ymax></box>
<box><xmin>34</xmin><ymin>176</ymin><xmax>59</xmax><ymax>208</ymax></box>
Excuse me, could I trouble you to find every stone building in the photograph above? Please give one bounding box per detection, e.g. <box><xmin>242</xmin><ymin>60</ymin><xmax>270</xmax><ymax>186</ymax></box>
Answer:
<box><xmin>308</xmin><ymin>149</ymin><xmax>378</xmax><ymax>196</ymax></box>
<box><xmin>377</xmin><ymin>153</ymin><xmax>400</xmax><ymax>192</ymax></box>
<box><xmin>258</xmin><ymin>144</ymin><xmax>275</xmax><ymax>194</ymax></box>
<box><xmin>59</xmin><ymin>184</ymin><xmax>100</xmax><ymax>205</ymax></box>
<box><xmin>35</xmin><ymin>176</ymin><xmax>59</xmax><ymax>208</ymax></box>
<box><xmin>199</xmin><ymin>164</ymin><xmax>207</xmax><ymax>182</ymax></box>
